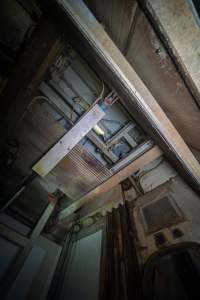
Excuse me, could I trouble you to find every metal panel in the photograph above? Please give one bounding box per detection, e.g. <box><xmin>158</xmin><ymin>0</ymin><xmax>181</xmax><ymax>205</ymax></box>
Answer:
<box><xmin>87</xmin><ymin>131</ymin><xmax>118</xmax><ymax>163</ymax></box>
<box><xmin>111</xmin><ymin>140</ymin><xmax>154</xmax><ymax>172</ymax></box>
<box><xmin>60</xmin><ymin>231</ymin><xmax>102</xmax><ymax>300</ymax></box>
<box><xmin>106</xmin><ymin>122</ymin><xmax>136</xmax><ymax>147</ymax></box>
<box><xmin>46</xmin><ymin>144</ymin><xmax>113</xmax><ymax>200</ymax></box>
<box><xmin>32</xmin><ymin>104</ymin><xmax>105</xmax><ymax>177</ymax></box>
<box><xmin>67</xmin><ymin>144</ymin><xmax>113</xmax><ymax>183</ymax></box>
<box><xmin>140</xmin><ymin>196</ymin><xmax>184</xmax><ymax>234</ymax></box>
<box><xmin>27</xmin><ymin>236</ymin><xmax>62</xmax><ymax>300</ymax></box>
<box><xmin>6</xmin><ymin>246</ymin><xmax>46</xmax><ymax>300</ymax></box>
<box><xmin>0</xmin><ymin>237</ymin><xmax>20</xmax><ymax>282</ymax></box>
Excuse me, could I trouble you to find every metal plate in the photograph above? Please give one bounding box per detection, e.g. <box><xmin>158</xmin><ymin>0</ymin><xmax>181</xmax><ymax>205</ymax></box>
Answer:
<box><xmin>140</xmin><ymin>196</ymin><xmax>184</xmax><ymax>234</ymax></box>
<box><xmin>33</xmin><ymin>104</ymin><xmax>105</xmax><ymax>177</ymax></box>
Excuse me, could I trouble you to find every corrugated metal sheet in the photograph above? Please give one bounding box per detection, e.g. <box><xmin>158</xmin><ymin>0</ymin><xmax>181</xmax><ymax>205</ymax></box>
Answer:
<box><xmin>46</xmin><ymin>144</ymin><xmax>113</xmax><ymax>200</ymax></box>
<box><xmin>68</xmin><ymin>145</ymin><xmax>113</xmax><ymax>182</ymax></box>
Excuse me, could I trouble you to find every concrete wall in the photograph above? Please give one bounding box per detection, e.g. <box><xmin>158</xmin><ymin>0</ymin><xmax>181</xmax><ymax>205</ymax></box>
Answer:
<box><xmin>137</xmin><ymin>158</ymin><xmax>177</xmax><ymax>193</ymax></box>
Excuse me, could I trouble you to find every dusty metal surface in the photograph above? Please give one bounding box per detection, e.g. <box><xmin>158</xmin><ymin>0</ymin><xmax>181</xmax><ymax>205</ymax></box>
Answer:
<box><xmin>32</xmin><ymin>104</ymin><xmax>105</xmax><ymax>177</ymax></box>
<box><xmin>56</xmin><ymin>0</ymin><xmax>200</xmax><ymax>193</ymax></box>
<box><xmin>46</xmin><ymin>144</ymin><xmax>113</xmax><ymax>200</ymax></box>
<box><xmin>126</xmin><ymin>11</ymin><xmax>200</xmax><ymax>154</ymax></box>
<box><xmin>39</xmin><ymin>82</ymin><xmax>119</xmax><ymax>163</ymax></box>
<box><xmin>145</xmin><ymin>0</ymin><xmax>200</xmax><ymax>106</ymax></box>
<box><xmin>84</xmin><ymin>0</ymin><xmax>200</xmax><ymax>159</ymax></box>
<box><xmin>111</xmin><ymin>139</ymin><xmax>154</xmax><ymax>172</ymax></box>
<box><xmin>140</xmin><ymin>195</ymin><xmax>184</xmax><ymax>234</ymax></box>
<box><xmin>106</xmin><ymin>122</ymin><xmax>137</xmax><ymax>148</ymax></box>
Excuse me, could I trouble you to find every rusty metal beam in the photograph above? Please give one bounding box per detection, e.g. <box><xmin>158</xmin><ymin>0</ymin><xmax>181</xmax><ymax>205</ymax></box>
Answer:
<box><xmin>32</xmin><ymin>104</ymin><xmax>105</xmax><ymax>177</ymax></box>
<box><xmin>56</xmin><ymin>0</ymin><xmax>200</xmax><ymax>193</ymax></box>
<box><xmin>58</xmin><ymin>145</ymin><xmax>162</xmax><ymax>220</ymax></box>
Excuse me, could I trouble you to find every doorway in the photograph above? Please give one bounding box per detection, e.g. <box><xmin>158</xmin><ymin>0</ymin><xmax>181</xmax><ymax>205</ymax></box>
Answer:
<box><xmin>143</xmin><ymin>243</ymin><xmax>200</xmax><ymax>300</ymax></box>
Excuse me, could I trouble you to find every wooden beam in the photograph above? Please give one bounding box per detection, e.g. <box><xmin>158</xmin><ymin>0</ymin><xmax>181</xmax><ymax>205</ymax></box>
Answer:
<box><xmin>56</xmin><ymin>0</ymin><xmax>200</xmax><ymax>193</ymax></box>
<box><xmin>32</xmin><ymin>104</ymin><xmax>105</xmax><ymax>177</ymax></box>
<box><xmin>58</xmin><ymin>145</ymin><xmax>162</xmax><ymax>220</ymax></box>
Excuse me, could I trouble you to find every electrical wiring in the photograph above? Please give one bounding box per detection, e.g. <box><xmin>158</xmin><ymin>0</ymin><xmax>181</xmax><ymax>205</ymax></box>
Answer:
<box><xmin>90</xmin><ymin>79</ymin><xmax>105</xmax><ymax>108</ymax></box>
<box><xmin>136</xmin><ymin>157</ymin><xmax>164</xmax><ymax>180</ymax></box>
<box><xmin>132</xmin><ymin>157</ymin><xmax>164</xmax><ymax>195</ymax></box>
<box><xmin>54</xmin><ymin>50</ymin><xmax>105</xmax><ymax>111</ymax></box>
<box><xmin>19</xmin><ymin>95</ymin><xmax>52</xmax><ymax>123</ymax></box>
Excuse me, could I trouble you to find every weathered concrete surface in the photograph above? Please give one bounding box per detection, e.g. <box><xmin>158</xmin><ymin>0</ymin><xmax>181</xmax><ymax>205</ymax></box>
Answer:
<box><xmin>145</xmin><ymin>0</ymin><xmax>200</xmax><ymax>105</ymax></box>
<box><xmin>138</xmin><ymin>158</ymin><xmax>177</xmax><ymax>193</ymax></box>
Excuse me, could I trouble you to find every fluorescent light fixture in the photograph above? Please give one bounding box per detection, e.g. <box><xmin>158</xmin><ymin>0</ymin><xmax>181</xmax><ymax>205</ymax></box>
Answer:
<box><xmin>93</xmin><ymin>124</ymin><xmax>105</xmax><ymax>136</ymax></box>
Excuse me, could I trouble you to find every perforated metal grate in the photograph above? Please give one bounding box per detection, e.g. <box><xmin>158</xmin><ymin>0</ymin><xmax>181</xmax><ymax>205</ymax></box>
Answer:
<box><xmin>141</xmin><ymin>196</ymin><xmax>183</xmax><ymax>234</ymax></box>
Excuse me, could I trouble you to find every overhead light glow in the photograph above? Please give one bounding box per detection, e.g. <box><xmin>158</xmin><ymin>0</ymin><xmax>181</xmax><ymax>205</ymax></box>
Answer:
<box><xmin>93</xmin><ymin>124</ymin><xmax>105</xmax><ymax>136</ymax></box>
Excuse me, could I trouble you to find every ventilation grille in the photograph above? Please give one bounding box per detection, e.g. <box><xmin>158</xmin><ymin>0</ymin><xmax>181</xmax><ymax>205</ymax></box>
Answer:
<box><xmin>140</xmin><ymin>196</ymin><xmax>183</xmax><ymax>234</ymax></box>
